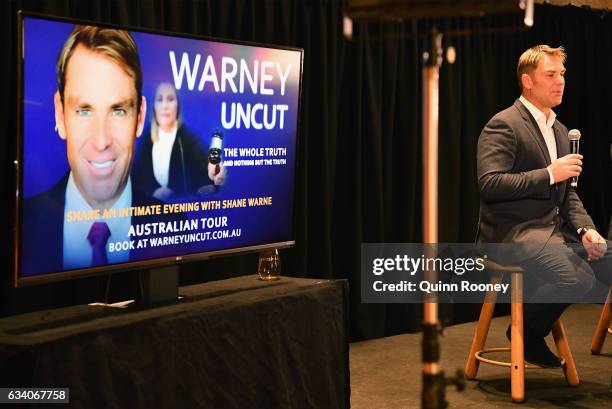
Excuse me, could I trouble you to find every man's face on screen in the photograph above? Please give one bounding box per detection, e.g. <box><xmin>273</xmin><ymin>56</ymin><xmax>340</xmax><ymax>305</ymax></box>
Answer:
<box><xmin>54</xmin><ymin>45</ymin><xmax>146</xmax><ymax>209</ymax></box>
<box><xmin>524</xmin><ymin>54</ymin><xmax>565</xmax><ymax>111</ymax></box>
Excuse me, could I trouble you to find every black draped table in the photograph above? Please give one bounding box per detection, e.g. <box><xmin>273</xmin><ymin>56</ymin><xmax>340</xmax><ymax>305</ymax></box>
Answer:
<box><xmin>0</xmin><ymin>276</ymin><xmax>350</xmax><ymax>409</ymax></box>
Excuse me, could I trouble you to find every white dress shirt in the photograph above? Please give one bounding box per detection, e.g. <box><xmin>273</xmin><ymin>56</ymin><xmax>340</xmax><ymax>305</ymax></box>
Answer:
<box><xmin>63</xmin><ymin>173</ymin><xmax>132</xmax><ymax>269</ymax></box>
<box><xmin>152</xmin><ymin>126</ymin><xmax>178</xmax><ymax>188</ymax></box>
<box><xmin>519</xmin><ymin>95</ymin><xmax>558</xmax><ymax>184</ymax></box>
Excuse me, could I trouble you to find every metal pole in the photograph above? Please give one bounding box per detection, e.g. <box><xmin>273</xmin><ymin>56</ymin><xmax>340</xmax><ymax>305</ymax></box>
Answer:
<box><xmin>422</xmin><ymin>27</ymin><xmax>443</xmax><ymax>409</ymax></box>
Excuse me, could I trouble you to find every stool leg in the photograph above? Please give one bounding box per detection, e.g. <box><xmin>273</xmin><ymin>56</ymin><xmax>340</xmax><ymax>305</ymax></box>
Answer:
<box><xmin>591</xmin><ymin>287</ymin><xmax>611</xmax><ymax>355</ymax></box>
<box><xmin>511</xmin><ymin>272</ymin><xmax>525</xmax><ymax>403</ymax></box>
<box><xmin>465</xmin><ymin>274</ymin><xmax>502</xmax><ymax>379</ymax></box>
<box><xmin>551</xmin><ymin>320</ymin><xmax>579</xmax><ymax>386</ymax></box>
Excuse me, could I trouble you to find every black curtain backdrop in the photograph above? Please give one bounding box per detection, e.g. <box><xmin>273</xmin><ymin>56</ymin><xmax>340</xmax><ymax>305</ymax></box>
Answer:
<box><xmin>1</xmin><ymin>0</ymin><xmax>610</xmax><ymax>341</ymax></box>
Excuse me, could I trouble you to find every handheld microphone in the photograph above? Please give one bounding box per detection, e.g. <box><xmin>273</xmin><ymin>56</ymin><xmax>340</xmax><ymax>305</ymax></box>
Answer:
<box><xmin>198</xmin><ymin>130</ymin><xmax>224</xmax><ymax>197</ymax></box>
<box><xmin>568</xmin><ymin>129</ymin><xmax>581</xmax><ymax>188</ymax></box>
<box><xmin>208</xmin><ymin>129</ymin><xmax>223</xmax><ymax>174</ymax></box>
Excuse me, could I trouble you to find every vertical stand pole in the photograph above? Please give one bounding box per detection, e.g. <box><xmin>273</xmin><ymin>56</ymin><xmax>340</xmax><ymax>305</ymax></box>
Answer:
<box><xmin>422</xmin><ymin>28</ymin><xmax>444</xmax><ymax>409</ymax></box>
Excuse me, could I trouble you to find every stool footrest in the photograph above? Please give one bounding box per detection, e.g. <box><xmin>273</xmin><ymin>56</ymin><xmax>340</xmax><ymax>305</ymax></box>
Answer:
<box><xmin>475</xmin><ymin>347</ymin><xmax>565</xmax><ymax>369</ymax></box>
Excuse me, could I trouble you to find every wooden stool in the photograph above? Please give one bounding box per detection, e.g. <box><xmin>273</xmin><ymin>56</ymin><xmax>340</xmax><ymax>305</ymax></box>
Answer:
<box><xmin>590</xmin><ymin>287</ymin><xmax>612</xmax><ymax>355</ymax></box>
<box><xmin>464</xmin><ymin>259</ymin><xmax>579</xmax><ymax>403</ymax></box>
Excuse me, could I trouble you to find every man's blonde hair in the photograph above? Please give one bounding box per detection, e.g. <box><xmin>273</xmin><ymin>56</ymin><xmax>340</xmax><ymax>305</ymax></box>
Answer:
<box><xmin>517</xmin><ymin>45</ymin><xmax>566</xmax><ymax>91</ymax></box>
<box><xmin>56</xmin><ymin>25</ymin><xmax>143</xmax><ymax>109</ymax></box>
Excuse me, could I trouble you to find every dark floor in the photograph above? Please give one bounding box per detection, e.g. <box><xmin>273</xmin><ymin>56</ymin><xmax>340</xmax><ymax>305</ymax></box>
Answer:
<box><xmin>350</xmin><ymin>304</ymin><xmax>611</xmax><ymax>408</ymax></box>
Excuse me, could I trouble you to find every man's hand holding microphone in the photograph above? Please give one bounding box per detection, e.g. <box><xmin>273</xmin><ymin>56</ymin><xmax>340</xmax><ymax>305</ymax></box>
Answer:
<box><xmin>546</xmin><ymin>128</ymin><xmax>607</xmax><ymax>260</ymax></box>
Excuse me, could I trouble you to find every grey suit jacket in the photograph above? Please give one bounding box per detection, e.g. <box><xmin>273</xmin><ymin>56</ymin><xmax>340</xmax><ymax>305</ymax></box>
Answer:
<box><xmin>476</xmin><ymin>99</ymin><xmax>594</xmax><ymax>249</ymax></box>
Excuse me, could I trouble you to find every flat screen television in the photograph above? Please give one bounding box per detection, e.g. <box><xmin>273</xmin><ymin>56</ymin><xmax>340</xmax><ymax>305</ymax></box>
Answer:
<box><xmin>15</xmin><ymin>13</ymin><xmax>303</xmax><ymax>286</ymax></box>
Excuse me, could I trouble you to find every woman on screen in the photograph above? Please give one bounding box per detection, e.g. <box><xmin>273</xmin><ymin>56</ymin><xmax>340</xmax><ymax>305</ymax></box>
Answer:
<box><xmin>132</xmin><ymin>82</ymin><xmax>225</xmax><ymax>201</ymax></box>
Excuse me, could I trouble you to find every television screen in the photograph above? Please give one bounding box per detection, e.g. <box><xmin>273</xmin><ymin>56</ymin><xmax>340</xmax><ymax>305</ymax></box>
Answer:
<box><xmin>16</xmin><ymin>14</ymin><xmax>303</xmax><ymax>285</ymax></box>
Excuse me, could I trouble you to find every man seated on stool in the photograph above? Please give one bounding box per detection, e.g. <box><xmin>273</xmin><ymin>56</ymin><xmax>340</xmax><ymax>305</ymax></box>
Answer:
<box><xmin>477</xmin><ymin>45</ymin><xmax>612</xmax><ymax>367</ymax></box>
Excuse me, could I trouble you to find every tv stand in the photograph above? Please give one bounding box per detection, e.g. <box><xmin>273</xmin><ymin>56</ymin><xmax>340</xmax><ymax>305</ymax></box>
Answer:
<box><xmin>138</xmin><ymin>265</ymin><xmax>179</xmax><ymax>305</ymax></box>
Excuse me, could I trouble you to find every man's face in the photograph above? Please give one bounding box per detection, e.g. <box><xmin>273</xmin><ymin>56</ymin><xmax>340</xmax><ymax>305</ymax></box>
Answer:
<box><xmin>523</xmin><ymin>54</ymin><xmax>565</xmax><ymax>111</ymax></box>
<box><xmin>54</xmin><ymin>45</ymin><xmax>146</xmax><ymax>209</ymax></box>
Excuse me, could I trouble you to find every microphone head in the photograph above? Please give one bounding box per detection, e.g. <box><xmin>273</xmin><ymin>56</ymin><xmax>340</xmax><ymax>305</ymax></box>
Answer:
<box><xmin>568</xmin><ymin>129</ymin><xmax>581</xmax><ymax>141</ymax></box>
<box><xmin>211</xmin><ymin>129</ymin><xmax>223</xmax><ymax>141</ymax></box>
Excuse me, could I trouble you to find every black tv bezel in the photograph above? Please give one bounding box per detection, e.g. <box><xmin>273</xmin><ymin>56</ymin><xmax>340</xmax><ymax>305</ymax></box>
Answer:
<box><xmin>14</xmin><ymin>11</ymin><xmax>303</xmax><ymax>287</ymax></box>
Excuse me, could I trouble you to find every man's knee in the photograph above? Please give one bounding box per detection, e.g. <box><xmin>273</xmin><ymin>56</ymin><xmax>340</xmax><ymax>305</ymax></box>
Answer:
<box><xmin>557</xmin><ymin>269</ymin><xmax>594</xmax><ymax>298</ymax></box>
